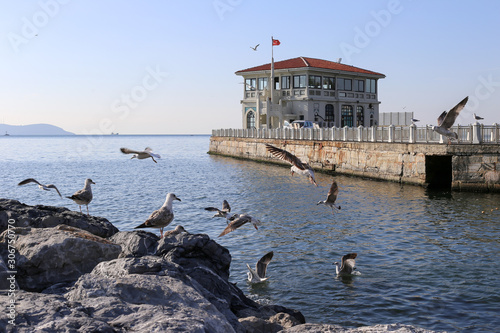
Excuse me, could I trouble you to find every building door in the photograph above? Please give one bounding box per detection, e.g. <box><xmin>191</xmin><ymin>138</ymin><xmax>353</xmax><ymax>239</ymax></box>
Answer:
<box><xmin>246</xmin><ymin>109</ymin><xmax>256</xmax><ymax>129</ymax></box>
<box><xmin>341</xmin><ymin>105</ymin><xmax>353</xmax><ymax>127</ymax></box>
<box><xmin>325</xmin><ymin>104</ymin><xmax>334</xmax><ymax>125</ymax></box>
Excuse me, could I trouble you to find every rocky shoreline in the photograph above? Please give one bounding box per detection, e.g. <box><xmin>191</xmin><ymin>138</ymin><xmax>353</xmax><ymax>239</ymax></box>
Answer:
<box><xmin>0</xmin><ymin>199</ymin><xmax>435</xmax><ymax>332</ymax></box>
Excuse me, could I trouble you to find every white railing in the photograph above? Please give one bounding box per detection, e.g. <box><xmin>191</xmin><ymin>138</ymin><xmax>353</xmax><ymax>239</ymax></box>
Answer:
<box><xmin>212</xmin><ymin>123</ymin><xmax>500</xmax><ymax>144</ymax></box>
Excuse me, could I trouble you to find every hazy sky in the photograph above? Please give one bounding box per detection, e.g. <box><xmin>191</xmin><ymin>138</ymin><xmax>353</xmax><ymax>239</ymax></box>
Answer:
<box><xmin>1</xmin><ymin>0</ymin><xmax>500</xmax><ymax>134</ymax></box>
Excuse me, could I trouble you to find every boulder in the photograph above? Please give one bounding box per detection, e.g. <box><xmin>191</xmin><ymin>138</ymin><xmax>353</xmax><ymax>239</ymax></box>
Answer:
<box><xmin>0</xmin><ymin>225</ymin><xmax>121</xmax><ymax>291</ymax></box>
<box><xmin>109</xmin><ymin>230</ymin><xmax>159</xmax><ymax>258</ymax></box>
<box><xmin>0</xmin><ymin>199</ymin><xmax>119</xmax><ymax>238</ymax></box>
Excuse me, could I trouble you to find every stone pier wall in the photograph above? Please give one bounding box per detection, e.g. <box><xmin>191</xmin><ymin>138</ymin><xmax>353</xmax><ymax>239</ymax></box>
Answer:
<box><xmin>208</xmin><ymin>136</ymin><xmax>500</xmax><ymax>192</ymax></box>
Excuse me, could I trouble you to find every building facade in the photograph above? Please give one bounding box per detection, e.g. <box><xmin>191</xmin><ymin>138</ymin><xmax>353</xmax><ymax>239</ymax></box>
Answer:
<box><xmin>235</xmin><ymin>56</ymin><xmax>385</xmax><ymax>129</ymax></box>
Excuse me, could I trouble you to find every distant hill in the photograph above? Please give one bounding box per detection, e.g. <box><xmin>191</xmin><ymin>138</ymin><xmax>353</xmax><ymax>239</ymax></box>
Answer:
<box><xmin>0</xmin><ymin>124</ymin><xmax>75</xmax><ymax>136</ymax></box>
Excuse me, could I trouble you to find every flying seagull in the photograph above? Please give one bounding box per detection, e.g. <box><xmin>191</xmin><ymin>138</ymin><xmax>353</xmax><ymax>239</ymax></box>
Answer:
<box><xmin>250</xmin><ymin>44</ymin><xmax>259</xmax><ymax>51</ymax></box>
<box><xmin>432</xmin><ymin>96</ymin><xmax>468</xmax><ymax>142</ymax></box>
<box><xmin>218</xmin><ymin>213</ymin><xmax>262</xmax><ymax>237</ymax></box>
<box><xmin>67</xmin><ymin>178</ymin><xmax>95</xmax><ymax>215</ymax></box>
<box><xmin>134</xmin><ymin>193</ymin><xmax>181</xmax><ymax>238</ymax></box>
<box><xmin>246</xmin><ymin>251</ymin><xmax>274</xmax><ymax>283</ymax></box>
<box><xmin>17</xmin><ymin>178</ymin><xmax>62</xmax><ymax>197</ymax></box>
<box><xmin>205</xmin><ymin>200</ymin><xmax>233</xmax><ymax>222</ymax></box>
<box><xmin>120</xmin><ymin>147</ymin><xmax>161</xmax><ymax>163</ymax></box>
<box><xmin>317</xmin><ymin>180</ymin><xmax>341</xmax><ymax>214</ymax></box>
<box><xmin>473</xmin><ymin>113</ymin><xmax>484</xmax><ymax>121</ymax></box>
<box><xmin>334</xmin><ymin>253</ymin><xmax>357</xmax><ymax>276</ymax></box>
<box><xmin>265</xmin><ymin>143</ymin><xmax>318</xmax><ymax>186</ymax></box>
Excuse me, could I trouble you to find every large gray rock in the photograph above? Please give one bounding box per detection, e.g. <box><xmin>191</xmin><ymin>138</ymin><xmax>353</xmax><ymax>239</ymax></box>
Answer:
<box><xmin>0</xmin><ymin>225</ymin><xmax>121</xmax><ymax>291</ymax></box>
<box><xmin>109</xmin><ymin>230</ymin><xmax>159</xmax><ymax>258</ymax></box>
<box><xmin>0</xmin><ymin>198</ymin><xmax>119</xmax><ymax>238</ymax></box>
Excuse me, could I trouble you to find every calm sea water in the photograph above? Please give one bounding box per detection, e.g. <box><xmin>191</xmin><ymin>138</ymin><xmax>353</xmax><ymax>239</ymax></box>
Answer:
<box><xmin>1</xmin><ymin>135</ymin><xmax>499</xmax><ymax>332</ymax></box>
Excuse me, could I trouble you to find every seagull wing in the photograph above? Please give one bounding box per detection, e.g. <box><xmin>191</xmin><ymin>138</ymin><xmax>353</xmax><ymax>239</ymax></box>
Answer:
<box><xmin>218</xmin><ymin>215</ymin><xmax>250</xmax><ymax>237</ymax></box>
<box><xmin>18</xmin><ymin>178</ymin><xmax>42</xmax><ymax>186</ymax></box>
<box><xmin>326</xmin><ymin>180</ymin><xmax>339</xmax><ymax>203</ymax></box>
<box><xmin>437</xmin><ymin>111</ymin><xmax>447</xmax><ymax>127</ymax></box>
<box><xmin>222</xmin><ymin>200</ymin><xmax>231</xmax><ymax>213</ymax></box>
<box><xmin>340</xmin><ymin>253</ymin><xmax>357</xmax><ymax>273</ymax></box>
<box><xmin>47</xmin><ymin>184</ymin><xmax>62</xmax><ymax>197</ymax></box>
<box><xmin>265</xmin><ymin>144</ymin><xmax>307</xmax><ymax>170</ymax></box>
<box><xmin>256</xmin><ymin>251</ymin><xmax>274</xmax><ymax>278</ymax></box>
<box><xmin>120</xmin><ymin>147</ymin><xmax>143</xmax><ymax>155</ymax></box>
<box><xmin>205</xmin><ymin>207</ymin><xmax>222</xmax><ymax>213</ymax></box>
<box><xmin>440</xmin><ymin>96</ymin><xmax>469</xmax><ymax>129</ymax></box>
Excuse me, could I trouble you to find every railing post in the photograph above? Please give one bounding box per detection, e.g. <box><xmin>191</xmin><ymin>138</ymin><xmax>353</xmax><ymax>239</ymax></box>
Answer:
<box><xmin>388</xmin><ymin>124</ymin><xmax>395</xmax><ymax>143</ymax></box>
<box><xmin>409</xmin><ymin>123</ymin><xmax>416</xmax><ymax>143</ymax></box>
<box><xmin>473</xmin><ymin>122</ymin><xmax>482</xmax><ymax>144</ymax></box>
<box><xmin>342</xmin><ymin>126</ymin><xmax>347</xmax><ymax>141</ymax></box>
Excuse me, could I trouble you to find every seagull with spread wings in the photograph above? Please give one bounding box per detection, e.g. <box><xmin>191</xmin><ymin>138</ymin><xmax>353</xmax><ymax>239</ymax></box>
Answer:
<box><xmin>218</xmin><ymin>213</ymin><xmax>262</xmax><ymax>237</ymax></box>
<box><xmin>205</xmin><ymin>200</ymin><xmax>233</xmax><ymax>222</ymax></box>
<box><xmin>432</xmin><ymin>96</ymin><xmax>468</xmax><ymax>142</ymax></box>
<box><xmin>334</xmin><ymin>253</ymin><xmax>358</xmax><ymax>276</ymax></box>
<box><xmin>317</xmin><ymin>180</ymin><xmax>341</xmax><ymax>214</ymax></box>
<box><xmin>250</xmin><ymin>44</ymin><xmax>259</xmax><ymax>51</ymax></box>
<box><xmin>120</xmin><ymin>147</ymin><xmax>161</xmax><ymax>163</ymax></box>
<box><xmin>265</xmin><ymin>143</ymin><xmax>318</xmax><ymax>186</ymax></box>
<box><xmin>246</xmin><ymin>251</ymin><xmax>273</xmax><ymax>283</ymax></box>
<box><xmin>18</xmin><ymin>178</ymin><xmax>62</xmax><ymax>198</ymax></box>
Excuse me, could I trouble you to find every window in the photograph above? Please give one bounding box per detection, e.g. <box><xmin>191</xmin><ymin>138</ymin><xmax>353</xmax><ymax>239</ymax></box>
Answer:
<box><xmin>257</xmin><ymin>77</ymin><xmax>268</xmax><ymax>90</ymax></box>
<box><xmin>245</xmin><ymin>78</ymin><xmax>256</xmax><ymax>91</ymax></box>
<box><xmin>281</xmin><ymin>76</ymin><xmax>290</xmax><ymax>89</ymax></box>
<box><xmin>356</xmin><ymin>106</ymin><xmax>364</xmax><ymax>126</ymax></box>
<box><xmin>341</xmin><ymin>105</ymin><xmax>353</xmax><ymax>127</ymax></box>
<box><xmin>308</xmin><ymin>75</ymin><xmax>321</xmax><ymax>89</ymax></box>
<box><xmin>325</xmin><ymin>104</ymin><xmax>334</xmax><ymax>122</ymax></box>
<box><xmin>246</xmin><ymin>109</ymin><xmax>255</xmax><ymax>129</ymax></box>
<box><xmin>323</xmin><ymin>77</ymin><xmax>335</xmax><ymax>90</ymax></box>
<box><xmin>337</xmin><ymin>78</ymin><xmax>352</xmax><ymax>91</ymax></box>
<box><xmin>293</xmin><ymin>75</ymin><xmax>306</xmax><ymax>88</ymax></box>
<box><xmin>274</xmin><ymin>77</ymin><xmax>280</xmax><ymax>90</ymax></box>
<box><xmin>366</xmin><ymin>79</ymin><xmax>376</xmax><ymax>93</ymax></box>
<box><xmin>354</xmin><ymin>80</ymin><xmax>364</xmax><ymax>92</ymax></box>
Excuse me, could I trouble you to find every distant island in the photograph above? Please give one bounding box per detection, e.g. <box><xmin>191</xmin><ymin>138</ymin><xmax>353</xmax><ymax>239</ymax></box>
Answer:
<box><xmin>0</xmin><ymin>124</ymin><xmax>75</xmax><ymax>136</ymax></box>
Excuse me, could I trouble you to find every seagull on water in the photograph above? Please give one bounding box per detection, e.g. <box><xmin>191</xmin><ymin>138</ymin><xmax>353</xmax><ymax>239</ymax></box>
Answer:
<box><xmin>66</xmin><ymin>178</ymin><xmax>95</xmax><ymax>215</ymax></box>
<box><xmin>317</xmin><ymin>180</ymin><xmax>341</xmax><ymax>214</ymax></box>
<box><xmin>265</xmin><ymin>143</ymin><xmax>318</xmax><ymax>186</ymax></box>
<box><xmin>18</xmin><ymin>178</ymin><xmax>62</xmax><ymax>197</ymax></box>
<box><xmin>120</xmin><ymin>147</ymin><xmax>161</xmax><ymax>163</ymax></box>
<box><xmin>334</xmin><ymin>253</ymin><xmax>357</xmax><ymax>276</ymax></box>
<box><xmin>473</xmin><ymin>113</ymin><xmax>484</xmax><ymax>121</ymax></box>
<box><xmin>250</xmin><ymin>44</ymin><xmax>259</xmax><ymax>51</ymax></box>
<box><xmin>246</xmin><ymin>251</ymin><xmax>273</xmax><ymax>283</ymax></box>
<box><xmin>432</xmin><ymin>96</ymin><xmax>468</xmax><ymax>143</ymax></box>
<box><xmin>205</xmin><ymin>200</ymin><xmax>233</xmax><ymax>222</ymax></box>
<box><xmin>134</xmin><ymin>193</ymin><xmax>181</xmax><ymax>238</ymax></box>
<box><xmin>218</xmin><ymin>213</ymin><xmax>262</xmax><ymax>237</ymax></box>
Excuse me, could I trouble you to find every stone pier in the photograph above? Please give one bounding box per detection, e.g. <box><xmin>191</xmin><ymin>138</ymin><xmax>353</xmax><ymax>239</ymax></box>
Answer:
<box><xmin>208</xmin><ymin>136</ymin><xmax>500</xmax><ymax>192</ymax></box>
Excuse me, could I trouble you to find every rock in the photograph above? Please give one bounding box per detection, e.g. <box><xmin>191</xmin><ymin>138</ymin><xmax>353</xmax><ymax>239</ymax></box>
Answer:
<box><xmin>0</xmin><ymin>198</ymin><xmax>119</xmax><ymax>238</ymax></box>
<box><xmin>109</xmin><ymin>230</ymin><xmax>159</xmax><ymax>258</ymax></box>
<box><xmin>0</xmin><ymin>225</ymin><xmax>121</xmax><ymax>291</ymax></box>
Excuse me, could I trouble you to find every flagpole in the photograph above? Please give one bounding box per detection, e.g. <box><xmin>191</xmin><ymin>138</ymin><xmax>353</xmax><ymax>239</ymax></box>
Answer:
<box><xmin>271</xmin><ymin>36</ymin><xmax>274</xmax><ymax>106</ymax></box>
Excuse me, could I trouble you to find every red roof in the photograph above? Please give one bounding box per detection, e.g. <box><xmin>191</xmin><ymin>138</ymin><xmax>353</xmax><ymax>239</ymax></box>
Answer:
<box><xmin>236</xmin><ymin>56</ymin><xmax>385</xmax><ymax>77</ymax></box>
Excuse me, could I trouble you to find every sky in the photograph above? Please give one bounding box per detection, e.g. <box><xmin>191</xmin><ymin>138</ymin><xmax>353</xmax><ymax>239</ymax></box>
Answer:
<box><xmin>1</xmin><ymin>0</ymin><xmax>500</xmax><ymax>135</ymax></box>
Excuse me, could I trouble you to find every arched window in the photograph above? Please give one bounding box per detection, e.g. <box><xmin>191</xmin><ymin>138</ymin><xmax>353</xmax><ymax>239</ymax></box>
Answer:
<box><xmin>356</xmin><ymin>106</ymin><xmax>364</xmax><ymax>126</ymax></box>
<box><xmin>341</xmin><ymin>105</ymin><xmax>353</xmax><ymax>127</ymax></box>
<box><xmin>325</xmin><ymin>104</ymin><xmax>334</xmax><ymax>123</ymax></box>
<box><xmin>246</xmin><ymin>110</ymin><xmax>255</xmax><ymax>129</ymax></box>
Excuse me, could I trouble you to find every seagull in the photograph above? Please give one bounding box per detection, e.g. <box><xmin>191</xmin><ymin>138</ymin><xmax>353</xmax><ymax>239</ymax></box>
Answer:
<box><xmin>218</xmin><ymin>213</ymin><xmax>262</xmax><ymax>237</ymax></box>
<box><xmin>432</xmin><ymin>96</ymin><xmax>468</xmax><ymax>142</ymax></box>
<box><xmin>17</xmin><ymin>178</ymin><xmax>62</xmax><ymax>197</ymax></box>
<box><xmin>246</xmin><ymin>251</ymin><xmax>274</xmax><ymax>283</ymax></box>
<box><xmin>334</xmin><ymin>253</ymin><xmax>357</xmax><ymax>276</ymax></box>
<box><xmin>134</xmin><ymin>193</ymin><xmax>181</xmax><ymax>238</ymax></box>
<box><xmin>205</xmin><ymin>200</ymin><xmax>232</xmax><ymax>222</ymax></box>
<box><xmin>66</xmin><ymin>178</ymin><xmax>95</xmax><ymax>215</ymax></box>
<box><xmin>162</xmin><ymin>225</ymin><xmax>187</xmax><ymax>238</ymax></box>
<box><xmin>317</xmin><ymin>180</ymin><xmax>341</xmax><ymax>214</ymax></box>
<box><xmin>411</xmin><ymin>118</ymin><xmax>420</xmax><ymax>123</ymax></box>
<box><xmin>250</xmin><ymin>44</ymin><xmax>259</xmax><ymax>51</ymax></box>
<box><xmin>473</xmin><ymin>113</ymin><xmax>484</xmax><ymax>121</ymax></box>
<box><xmin>265</xmin><ymin>143</ymin><xmax>318</xmax><ymax>186</ymax></box>
<box><xmin>120</xmin><ymin>147</ymin><xmax>161</xmax><ymax>163</ymax></box>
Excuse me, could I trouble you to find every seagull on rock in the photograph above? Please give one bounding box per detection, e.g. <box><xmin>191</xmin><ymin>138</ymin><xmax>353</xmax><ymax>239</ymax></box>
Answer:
<box><xmin>67</xmin><ymin>178</ymin><xmax>95</xmax><ymax>215</ymax></box>
<box><xmin>334</xmin><ymin>253</ymin><xmax>357</xmax><ymax>276</ymax></box>
<box><xmin>432</xmin><ymin>96</ymin><xmax>468</xmax><ymax>142</ymax></box>
<box><xmin>246</xmin><ymin>251</ymin><xmax>274</xmax><ymax>283</ymax></box>
<box><xmin>205</xmin><ymin>200</ymin><xmax>232</xmax><ymax>222</ymax></box>
<box><xmin>120</xmin><ymin>147</ymin><xmax>161</xmax><ymax>163</ymax></box>
<box><xmin>18</xmin><ymin>178</ymin><xmax>62</xmax><ymax>197</ymax></box>
<box><xmin>134</xmin><ymin>193</ymin><xmax>181</xmax><ymax>238</ymax></box>
<box><xmin>265</xmin><ymin>143</ymin><xmax>318</xmax><ymax>186</ymax></box>
<box><xmin>218</xmin><ymin>214</ymin><xmax>262</xmax><ymax>237</ymax></box>
<box><xmin>317</xmin><ymin>180</ymin><xmax>341</xmax><ymax>214</ymax></box>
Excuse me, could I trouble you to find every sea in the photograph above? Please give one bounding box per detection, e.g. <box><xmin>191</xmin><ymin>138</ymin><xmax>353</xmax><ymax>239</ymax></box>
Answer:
<box><xmin>1</xmin><ymin>135</ymin><xmax>499</xmax><ymax>332</ymax></box>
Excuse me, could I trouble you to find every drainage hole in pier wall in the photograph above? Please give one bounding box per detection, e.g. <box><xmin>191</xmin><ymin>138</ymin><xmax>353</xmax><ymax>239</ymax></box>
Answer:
<box><xmin>425</xmin><ymin>155</ymin><xmax>452</xmax><ymax>189</ymax></box>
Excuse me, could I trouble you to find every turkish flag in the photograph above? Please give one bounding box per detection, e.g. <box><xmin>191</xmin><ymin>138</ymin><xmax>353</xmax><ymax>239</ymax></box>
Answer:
<box><xmin>272</xmin><ymin>39</ymin><xmax>280</xmax><ymax>46</ymax></box>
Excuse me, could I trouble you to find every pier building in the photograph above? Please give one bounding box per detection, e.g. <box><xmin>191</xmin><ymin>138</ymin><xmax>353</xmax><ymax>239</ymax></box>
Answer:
<box><xmin>236</xmin><ymin>57</ymin><xmax>385</xmax><ymax>129</ymax></box>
